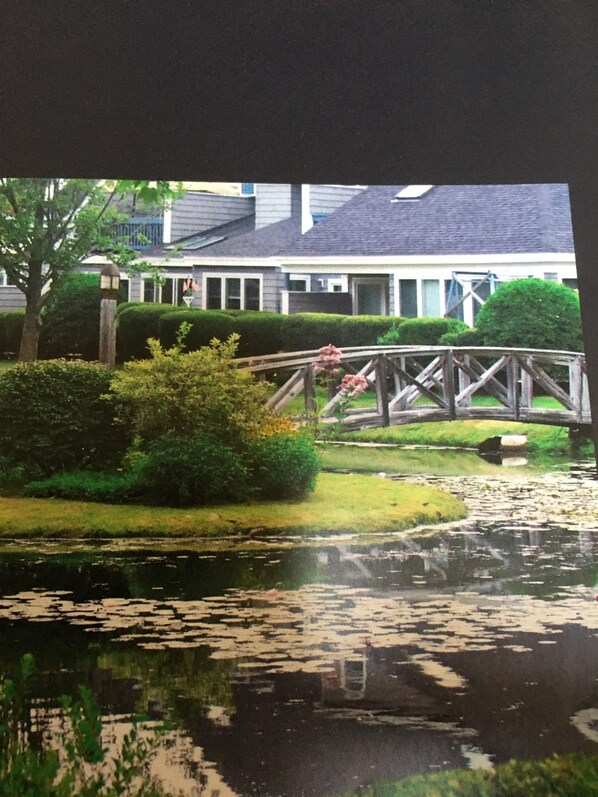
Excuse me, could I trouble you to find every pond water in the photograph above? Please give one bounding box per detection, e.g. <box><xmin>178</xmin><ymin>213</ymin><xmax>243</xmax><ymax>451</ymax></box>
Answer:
<box><xmin>1</xmin><ymin>459</ymin><xmax>598</xmax><ymax>796</ymax></box>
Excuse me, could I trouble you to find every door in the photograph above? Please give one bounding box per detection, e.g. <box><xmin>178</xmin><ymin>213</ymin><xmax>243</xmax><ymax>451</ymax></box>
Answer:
<box><xmin>354</xmin><ymin>278</ymin><xmax>388</xmax><ymax>315</ymax></box>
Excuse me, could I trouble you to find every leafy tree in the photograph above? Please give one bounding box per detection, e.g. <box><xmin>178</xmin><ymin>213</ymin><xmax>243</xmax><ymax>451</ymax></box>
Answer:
<box><xmin>0</xmin><ymin>178</ymin><xmax>179</xmax><ymax>361</ymax></box>
<box><xmin>476</xmin><ymin>278</ymin><xmax>583</xmax><ymax>351</ymax></box>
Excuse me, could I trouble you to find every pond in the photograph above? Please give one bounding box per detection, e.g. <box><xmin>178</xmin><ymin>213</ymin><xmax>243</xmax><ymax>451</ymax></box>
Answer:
<box><xmin>0</xmin><ymin>458</ymin><xmax>597</xmax><ymax>796</ymax></box>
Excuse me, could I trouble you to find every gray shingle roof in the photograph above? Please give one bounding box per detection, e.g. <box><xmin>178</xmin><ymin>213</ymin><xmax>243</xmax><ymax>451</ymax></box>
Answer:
<box><xmin>279</xmin><ymin>184</ymin><xmax>574</xmax><ymax>257</ymax></box>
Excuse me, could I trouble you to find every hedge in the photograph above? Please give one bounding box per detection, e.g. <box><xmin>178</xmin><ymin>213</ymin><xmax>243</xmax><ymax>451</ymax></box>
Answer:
<box><xmin>340</xmin><ymin>315</ymin><xmax>403</xmax><ymax>347</ymax></box>
<box><xmin>231</xmin><ymin>312</ymin><xmax>285</xmax><ymax>357</ymax></box>
<box><xmin>0</xmin><ymin>311</ymin><xmax>25</xmax><ymax>357</ymax></box>
<box><xmin>281</xmin><ymin>313</ymin><xmax>346</xmax><ymax>351</ymax></box>
<box><xmin>158</xmin><ymin>310</ymin><xmax>236</xmax><ymax>350</ymax></box>
<box><xmin>0</xmin><ymin>360</ymin><xmax>130</xmax><ymax>478</ymax></box>
<box><xmin>439</xmin><ymin>327</ymin><xmax>483</xmax><ymax>346</ymax></box>
<box><xmin>39</xmin><ymin>273</ymin><xmax>102</xmax><ymax>360</ymax></box>
<box><xmin>378</xmin><ymin>317</ymin><xmax>469</xmax><ymax>346</ymax></box>
<box><xmin>116</xmin><ymin>303</ymin><xmax>174</xmax><ymax>361</ymax></box>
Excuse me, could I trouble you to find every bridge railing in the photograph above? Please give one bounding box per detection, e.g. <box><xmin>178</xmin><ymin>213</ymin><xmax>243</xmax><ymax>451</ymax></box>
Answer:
<box><xmin>235</xmin><ymin>346</ymin><xmax>591</xmax><ymax>429</ymax></box>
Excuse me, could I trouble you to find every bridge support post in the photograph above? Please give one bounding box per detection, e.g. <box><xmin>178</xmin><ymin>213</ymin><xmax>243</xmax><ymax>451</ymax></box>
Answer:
<box><xmin>304</xmin><ymin>365</ymin><xmax>317</xmax><ymax>415</ymax></box>
<box><xmin>443</xmin><ymin>349</ymin><xmax>456</xmax><ymax>419</ymax></box>
<box><xmin>508</xmin><ymin>354</ymin><xmax>520</xmax><ymax>421</ymax></box>
<box><xmin>375</xmin><ymin>355</ymin><xmax>390</xmax><ymax>427</ymax></box>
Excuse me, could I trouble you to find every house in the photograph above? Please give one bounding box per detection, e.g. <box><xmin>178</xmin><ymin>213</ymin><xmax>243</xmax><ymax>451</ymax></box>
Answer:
<box><xmin>0</xmin><ymin>183</ymin><xmax>577</xmax><ymax>325</ymax></box>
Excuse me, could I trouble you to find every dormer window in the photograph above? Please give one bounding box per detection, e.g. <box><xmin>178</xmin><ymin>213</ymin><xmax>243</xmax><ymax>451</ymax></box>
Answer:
<box><xmin>392</xmin><ymin>185</ymin><xmax>434</xmax><ymax>201</ymax></box>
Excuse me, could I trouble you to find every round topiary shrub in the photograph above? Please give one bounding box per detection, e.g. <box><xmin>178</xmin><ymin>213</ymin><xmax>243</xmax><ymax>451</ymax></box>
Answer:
<box><xmin>281</xmin><ymin>313</ymin><xmax>346</xmax><ymax>351</ymax></box>
<box><xmin>475</xmin><ymin>278</ymin><xmax>583</xmax><ymax>351</ymax></box>
<box><xmin>158</xmin><ymin>310</ymin><xmax>235</xmax><ymax>351</ymax></box>
<box><xmin>340</xmin><ymin>316</ymin><xmax>403</xmax><ymax>347</ymax></box>
<box><xmin>247</xmin><ymin>432</ymin><xmax>321</xmax><ymax>501</ymax></box>
<box><xmin>136</xmin><ymin>432</ymin><xmax>253</xmax><ymax>507</ymax></box>
<box><xmin>116</xmin><ymin>303</ymin><xmax>174</xmax><ymax>361</ymax></box>
<box><xmin>0</xmin><ymin>360</ymin><xmax>131</xmax><ymax>478</ymax></box>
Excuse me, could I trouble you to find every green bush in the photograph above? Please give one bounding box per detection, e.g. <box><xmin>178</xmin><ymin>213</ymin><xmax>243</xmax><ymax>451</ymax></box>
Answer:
<box><xmin>340</xmin><ymin>316</ymin><xmax>403</xmax><ymax>347</ymax></box>
<box><xmin>39</xmin><ymin>273</ymin><xmax>102</xmax><ymax>360</ymax></box>
<box><xmin>136</xmin><ymin>432</ymin><xmax>253</xmax><ymax>506</ymax></box>
<box><xmin>476</xmin><ymin>278</ymin><xmax>583</xmax><ymax>351</ymax></box>
<box><xmin>24</xmin><ymin>470</ymin><xmax>141</xmax><ymax>503</ymax></box>
<box><xmin>116</xmin><ymin>303</ymin><xmax>174</xmax><ymax>361</ymax></box>
<box><xmin>349</xmin><ymin>753</ymin><xmax>598</xmax><ymax>796</ymax></box>
<box><xmin>232</xmin><ymin>311</ymin><xmax>285</xmax><ymax>357</ymax></box>
<box><xmin>109</xmin><ymin>332</ymin><xmax>272</xmax><ymax>448</ymax></box>
<box><xmin>0</xmin><ymin>360</ymin><xmax>130</xmax><ymax>478</ymax></box>
<box><xmin>246</xmin><ymin>432</ymin><xmax>321</xmax><ymax>500</ymax></box>
<box><xmin>378</xmin><ymin>317</ymin><xmax>469</xmax><ymax>346</ymax></box>
<box><xmin>281</xmin><ymin>313</ymin><xmax>346</xmax><ymax>351</ymax></box>
<box><xmin>158</xmin><ymin>310</ymin><xmax>235</xmax><ymax>350</ymax></box>
<box><xmin>0</xmin><ymin>311</ymin><xmax>25</xmax><ymax>356</ymax></box>
<box><xmin>439</xmin><ymin>327</ymin><xmax>483</xmax><ymax>346</ymax></box>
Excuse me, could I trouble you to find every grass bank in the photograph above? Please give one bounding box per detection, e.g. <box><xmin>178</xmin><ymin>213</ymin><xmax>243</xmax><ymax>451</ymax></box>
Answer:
<box><xmin>344</xmin><ymin>753</ymin><xmax>598</xmax><ymax>797</ymax></box>
<box><xmin>0</xmin><ymin>472</ymin><xmax>466</xmax><ymax>540</ymax></box>
<box><xmin>337</xmin><ymin>419</ymin><xmax>592</xmax><ymax>458</ymax></box>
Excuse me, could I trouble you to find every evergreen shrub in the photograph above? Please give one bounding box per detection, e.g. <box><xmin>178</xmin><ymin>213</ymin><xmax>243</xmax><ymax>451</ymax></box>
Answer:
<box><xmin>116</xmin><ymin>303</ymin><xmax>173</xmax><ymax>361</ymax></box>
<box><xmin>158</xmin><ymin>310</ymin><xmax>235</xmax><ymax>350</ymax></box>
<box><xmin>0</xmin><ymin>311</ymin><xmax>25</xmax><ymax>356</ymax></box>
<box><xmin>39</xmin><ymin>273</ymin><xmax>102</xmax><ymax>360</ymax></box>
<box><xmin>0</xmin><ymin>360</ymin><xmax>130</xmax><ymax>478</ymax></box>
<box><xmin>135</xmin><ymin>432</ymin><xmax>253</xmax><ymax>506</ymax></box>
<box><xmin>232</xmin><ymin>312</ymin><xmax>285</xmax><ymax>357</ymax></box>
<box><xmin>378</xmin><ymin>317</ymin><xmax>469</xmax><ymax>345</ymax></box>
<box><xmin>24</xmin><ymin>470</ymin><xmax>141</xmax><ymax>503</ymax></box>
<box><xmin>439</xmin><ymin>327</ymin><xmax>483</xmax><ymax>346</ymax></box>
<box><xmin>246</xmin><ymin>432</ymin><xmax>321</xmax><ymax>500</ymax></box>
<box><xmin>476</xmin><ymin>278</ymin><xmax>583</xmax><ymax>351</ymax></box>
<box><xmin>340</xmin><ymin>316</ymin><xmax>403</xmax><ymax>347</ymax></box>
<box><xmin>281</xmin><ymin>313</ymin><xmax>346</xmax><ymax>351</ymax></box>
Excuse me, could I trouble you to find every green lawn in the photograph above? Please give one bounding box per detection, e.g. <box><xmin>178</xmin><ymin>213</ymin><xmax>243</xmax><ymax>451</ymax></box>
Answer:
<box><xmin>0</xmin><ymin>472</ymin><xmax>466</xmax><ymax>539</ymax></box>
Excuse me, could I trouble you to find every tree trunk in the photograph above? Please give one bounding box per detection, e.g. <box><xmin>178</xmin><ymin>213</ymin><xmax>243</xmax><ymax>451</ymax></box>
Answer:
<box><xmin>18</xmin><ymin>296</ymin><xmax>43</xmax><ymax>362</ymax></box>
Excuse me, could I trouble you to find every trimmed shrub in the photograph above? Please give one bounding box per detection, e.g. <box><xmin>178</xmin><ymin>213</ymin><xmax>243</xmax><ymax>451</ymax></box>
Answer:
<box><xmin>136</xmin><ymin>432</ymin><xmax>253</xmax><ymax>506</ymax></box>
<box><xmin>340</xmin><ymin>316</ymin><xmax>403</xmax><ymax>347</ymax></box>
<box><xmin>116</xmin><ymin>303</ymin><xmax>174</xmax><ymax>361</ymax></box>
<box><xmin>476</xmin><ymin>278</ymin><xmax>583</xmax><ymax>351</ymax></box>
<box><xmin>24</xmin><ymin>470</ymin><xmax>141</xmax><ymax>503</ymax></box>
<box><xmin>232</xmin><ymin>311</ymin><xmax>285</xmax><ymax>357</ymax></box>
<box><xmin>0</xmin><ymin>311</ymin><xmax>25</xmax><ymax>356</ymax></box>
<box><xmin>281</xmin><ymin>313</ymin><xmax>346</xmax><ymax>351</ymax></box>
<box><xmin>39</xmin><ymin>273</ymin><xmax>102</xmax><ymax>360</ymax></box>
<box><xmin>378</xmin><ymin>317</ymin><xmax>469</xmax><ymax>345</ymax></box>
<box><xmin>439</xmin><ymin>327</ymin><xmax>483</xmax><ymax>346</ymax></box>
<box><xmin>0</xmin><ymin>360</ymin><xmax>130</xmax><ymax>478</ymax></box>
<box><xmin>246</xmin><ymin>432</ymin><xmax>321</xmax><ymax>500</ymax></box>
<box><xmin>158</xmin><ymin>310</ymin><xmax>235</xmax><ymax>350</ymax></box>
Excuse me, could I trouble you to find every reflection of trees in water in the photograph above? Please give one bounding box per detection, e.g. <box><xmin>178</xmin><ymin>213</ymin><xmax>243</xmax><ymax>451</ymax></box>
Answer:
<box><xmin>97</xmin><ymin>646</ymin><xmax>238</xmax><ymax>717</ymax></box>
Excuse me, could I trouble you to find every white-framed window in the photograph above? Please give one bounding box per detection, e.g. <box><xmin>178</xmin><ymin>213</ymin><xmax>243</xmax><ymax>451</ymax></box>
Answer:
<box><xmin>0</xmin><ymin>270</ymin><xmax>19</xmax><ymax>287</ymax></box>
<box><xmin>288</xmin><ymin>273</ymin><xmax>309</xmax><ymax>292</ymax></box>
<box><xmin>422</xmin><ymin>279</ymin><xmax>440</xmax><ymax>317</ymax></box>
<box><xmin>328</xmin><ymin>277</ymin><xmax>348</xmax><ymax>293</ymax></box>
<box><xmin>203</xmin><ymin>273</ymin><xmax>262</xmax><ymax>311</ymax></box>
<box><xmin>142</xmin><ymin>275</ymin><xmax>192</xmax><ymax>305</ymax></box>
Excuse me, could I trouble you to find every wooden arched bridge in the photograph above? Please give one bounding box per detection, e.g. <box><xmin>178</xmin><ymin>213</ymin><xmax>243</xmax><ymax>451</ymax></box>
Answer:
<box><xmin>235</xmin><ymin>346</ymin><xmax>591</xmax><ymax>431</ymax></box>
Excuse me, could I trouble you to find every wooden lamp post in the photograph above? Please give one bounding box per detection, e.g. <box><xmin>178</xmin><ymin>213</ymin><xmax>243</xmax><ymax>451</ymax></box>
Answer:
<box><xmin>99</xmin><ymin>262</ymin><xmax>120</xmax><ymax>367</ymax></box>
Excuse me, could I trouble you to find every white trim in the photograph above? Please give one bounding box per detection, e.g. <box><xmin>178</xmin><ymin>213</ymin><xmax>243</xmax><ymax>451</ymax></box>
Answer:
<box><xmin>353</xmin><ymin>277</ymin><xmax>388</xmax><ymax>315</ymax></box>
<box><xmin>328</xmin><ymin>276</ymin><xmax>348</xmax><ymax>292</ymax></box>
<box><xmin>280</xmin><ymin>253</ymin><xmax>576</xmax><ymax>269</ymax></box>
<box><xmin>201</xmin><ymin>272</ymin><xmax>264</xmax><ymax>311</ymax></box>
<box><xmin>281</xmin><ymin>291</ymin><xmax>290</xmax><ymax>315</ymax></box>
<box><xmin>301</xmin><ymin>184</ymin><xmax>313</xmax><ymax>234</ymax></box>
<box><xmin>162</xmin><ymin>207</ymin><xmax>172</xmax><ymax>244</ymax></box>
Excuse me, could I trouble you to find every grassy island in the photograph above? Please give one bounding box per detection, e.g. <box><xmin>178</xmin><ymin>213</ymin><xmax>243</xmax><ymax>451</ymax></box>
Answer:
<box><xmin>0</xmin><ymin>473</ymin><xmax>466</xmax><ymax>541</ymax></box>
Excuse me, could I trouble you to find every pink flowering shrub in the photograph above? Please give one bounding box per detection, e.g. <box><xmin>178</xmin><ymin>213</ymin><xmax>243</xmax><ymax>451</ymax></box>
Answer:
<box><xmin>313</xmin><ymin>343</ymin><xmax>342</xmax><ymax>377</ymax></box>
<box><xmin>338</xmin><ymin>373</ymin><xmax>369</xmax><ymax>399</ymax></box>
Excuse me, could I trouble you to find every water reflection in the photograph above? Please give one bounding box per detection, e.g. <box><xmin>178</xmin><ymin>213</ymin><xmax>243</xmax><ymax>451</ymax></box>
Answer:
<box><xmin>0</xmin><ymin>463</ymin><xmax>597</xmax><ymax>796</ymax></box>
